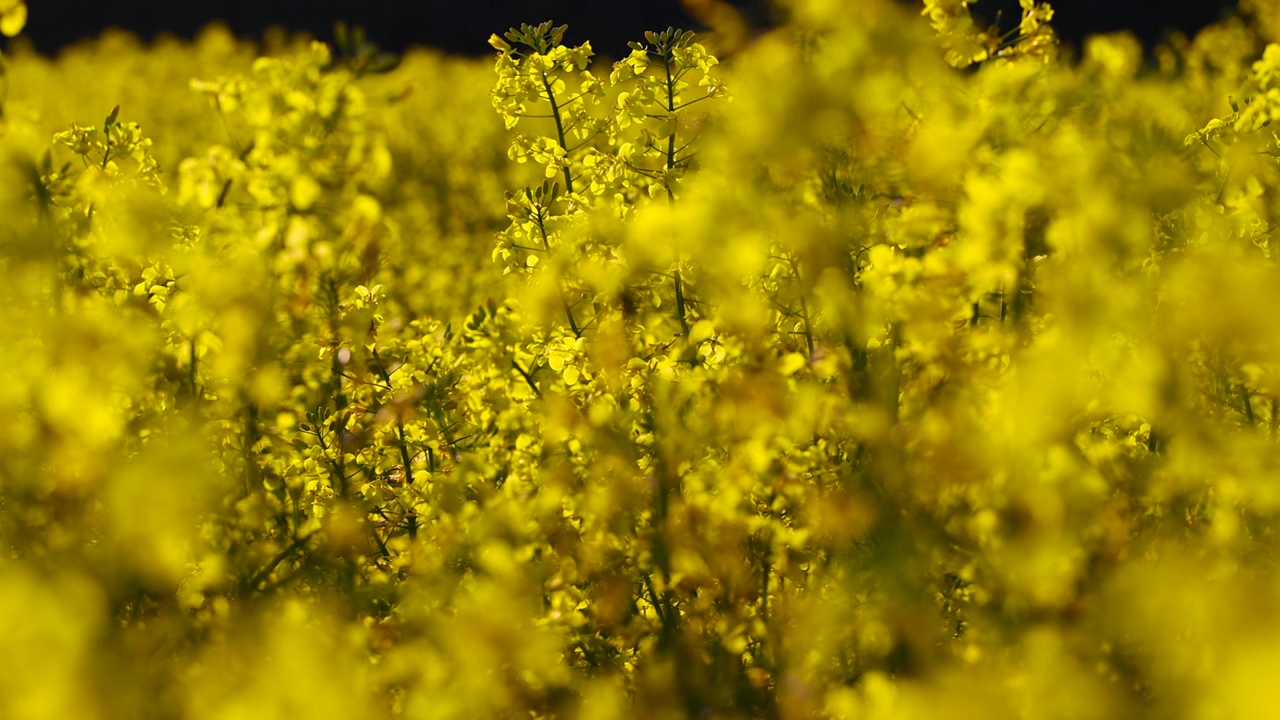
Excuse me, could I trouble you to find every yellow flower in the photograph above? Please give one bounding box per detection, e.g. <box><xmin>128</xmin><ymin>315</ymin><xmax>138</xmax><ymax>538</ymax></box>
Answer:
<box><xmin>0</xmin><ymin>0</ymin><xmax>25</xmax><ymax>37</ymax></box>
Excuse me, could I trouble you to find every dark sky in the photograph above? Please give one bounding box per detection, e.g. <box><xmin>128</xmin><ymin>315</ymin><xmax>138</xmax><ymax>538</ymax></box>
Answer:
<box><xmin>9</xmin><ymin>1</ymin><xmax>1243</xmax><ymax>59</ymax></box>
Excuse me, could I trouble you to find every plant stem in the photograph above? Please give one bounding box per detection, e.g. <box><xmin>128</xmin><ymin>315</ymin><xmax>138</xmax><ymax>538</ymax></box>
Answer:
<box><xmin>187</xmin><ymin>336</ymin><xmax>200</xmax><ymax>401</ymax></box>
<box><xmin>662</xmin><ymin>53</ymin><xmax>692</xmax><ymax>336</ymax></box>
<box><xmin>540</xmin><ymin>73</ymin><xmax>576</xmax><ymax>194</ymax></box>
<box><xmin>242</xmin><ymin>531</ymin><xmax>317</xmax><ymax>593</ymax></box>
<box><xmin>663</xmin><ymin>57</ymin><xmax>678</xmax><ymax>204</ymax></box>
<box><xmin>241</xmin><ymin>400</ymin><xmax>261</xmax><ymax>497</ymax></box>
<box><xmin>512</xmin><ymin>359</ymin><xmax>543</xmax><ymax>398</ymax></box>
<box><xmin>673</xmin><ymin>268</ymin><xmax>691</xmax><ymax>336</ymax></box>
<box><xmin>787</xmin><ymin>254</ymin><xmax>815</xmax><ymax>361</ymax></box>
<box><xmin>372</xmin><ymin>349</ymin><xmax>417</xmax><ymax>540</ymax></box>
<box><xmin>534</xmin><ymin>205</ymin><xmax>583</xmax><ymax>336</ymax></box>
<box><xmin>325</xmin><ymin>276</ymin><xmax>350</xmax><ymax>497</ymax></box>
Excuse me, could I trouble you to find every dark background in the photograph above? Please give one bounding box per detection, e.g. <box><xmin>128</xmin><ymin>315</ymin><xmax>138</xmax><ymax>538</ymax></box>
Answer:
<box><xmin>7</xmin><ymin>1</ymin><xmax>1244</xmax><ymax>58</ymax></box>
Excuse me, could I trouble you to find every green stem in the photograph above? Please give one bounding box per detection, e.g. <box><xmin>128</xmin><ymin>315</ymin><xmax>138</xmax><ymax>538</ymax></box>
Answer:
<box><xmin>216</xmin><ymin>178</ymin><xmax>233</xmax><ymax>208</ymax></box>
<box><xmin>372</xmin><ymin>349</ymin><xmax>418</xmax><ymax>540</ymax></box>
<box><xmin>760</xmin><ymin>534</ymin><xmax>772</xmax><ymax>626</ymax></box>
<box><xmin>241</xmin><ymin>400</ymin><xmax>262</xmax><ymax>497</ymax></box>
<box><xmin>663</xmin><ymin>57</ymin><xmax>678</xmax><ymax>204</ymax></box>
<box><xmin>188</xmin><ymin>337</ymin><xmax>200</xmax><ymax>401</ymax></box>
<box><xmin>673</xmin><ymin>268</ymin><xmax>691</xmax><ymax>336</ymax></box>
<box><xmin>662</xmin><ymin>54</ymin><xmax>692</xmax><ymax>336</ymax></box>
<box><xmin>534</xmin><ymin>206</ymin><xmax>582</xmax><ymax>336</ymax></box>
<box><xmin>325</xmin><ymin>276</ymin><xmax>350</xmax><ymax>497</ymax></box>
<box><xmin>1271</xmin><ymin>397</ymin><xmax>1279</xmax><ymax>441</ymax></box>
<box><xmin>242</xmin><ymin>531</ymin><xmax>317</xmax><ymax>593</ymax></box>
<box><xmin>540</xmin><ymin>73</ymin><xmax>576</xmax><ymax>194</ymax></box>
<box><xmin>512</xmin><ymin>359</ymin><xmax>543</xmax><ymax>398</ymax></box>
<box><xmin>787</xmin><ymin>254</ymin><xmax>815</xmax><ymax>361</ymax></box>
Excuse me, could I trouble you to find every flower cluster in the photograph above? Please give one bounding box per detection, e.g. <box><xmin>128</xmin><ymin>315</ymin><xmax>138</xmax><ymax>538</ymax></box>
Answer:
<box><xmin>2</xmin><ymin>1</ymin><xmax>1280</xmax><ymax>717</ymax></box>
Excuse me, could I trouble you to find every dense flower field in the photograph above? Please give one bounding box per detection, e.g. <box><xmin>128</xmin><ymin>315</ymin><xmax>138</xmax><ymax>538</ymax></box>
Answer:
<box><xmin>2</xmin><ymin>0</ymin><xmax>1279</xmax><ymax>716</ymax></box>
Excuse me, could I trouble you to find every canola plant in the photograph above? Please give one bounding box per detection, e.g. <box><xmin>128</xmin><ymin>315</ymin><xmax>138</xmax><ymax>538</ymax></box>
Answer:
<box><xmin>1</xmin><ymin>0</ymin><xmax>1278</xmax><ymax>717</ymax></box>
